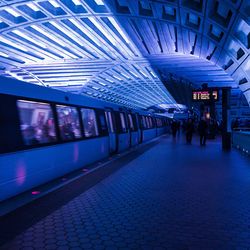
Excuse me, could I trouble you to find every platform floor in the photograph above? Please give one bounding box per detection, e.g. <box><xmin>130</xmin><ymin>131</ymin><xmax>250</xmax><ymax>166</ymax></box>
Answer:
<box><xmin>2</xmin><ymin>135</ymin><xmax>250</xmax><ymax>249</ymax></box>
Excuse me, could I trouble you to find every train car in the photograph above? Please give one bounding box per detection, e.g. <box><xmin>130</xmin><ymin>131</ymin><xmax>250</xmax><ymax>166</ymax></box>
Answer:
<box><xmin>0</xmin><ymin>76</ymin><xmax>170</xmax><ymax>202</ymax></box>
<box><xmin>138</xmin><ymin>111</ymin><xmax>157</xmax><ymax>142</ymax></box>
<box><xmin>155</xmin><ymin>114</ymin><xmax>168</xmax><ymax>136</ymax></box>
<box><xmin>126</xmin><ymin>111</ymin><xmax>140</xmax><ymax>147</ymax></box>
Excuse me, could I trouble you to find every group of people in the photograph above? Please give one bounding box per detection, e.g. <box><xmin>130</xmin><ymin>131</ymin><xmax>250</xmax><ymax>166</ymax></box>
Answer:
<box><xmin>171</xmin><ymin>118</ymin><xmax>208</xmax><ymax>146</ymax></box>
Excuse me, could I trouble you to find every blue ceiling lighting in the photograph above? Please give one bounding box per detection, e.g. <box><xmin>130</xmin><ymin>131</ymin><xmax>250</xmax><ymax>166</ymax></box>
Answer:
<box><xmin>104</xmin><ymin>0</ymin><xmax>250</xmax><ymax>105</ymax></box>
<box><xmin>0</xmin><ymin>0</ymin><xmax>249</xmax><ymax>108</ymax></box>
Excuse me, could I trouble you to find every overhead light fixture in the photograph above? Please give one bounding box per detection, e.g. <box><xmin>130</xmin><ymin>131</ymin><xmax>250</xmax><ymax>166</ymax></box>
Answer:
<box><xmin>50</xmin><ymin>21</ymin><xmax>84</xmax><ymax>48</ymax></box>
<box><xmin>0</xmin><ymin>52</ymin><xmax>9</xmax><ymax>57</ymax></box>
<box><xmin>0</xmin><ymin>37</ymin><xmax>28</xmax><ymax>52</ymax></box>
<box><xmin>49</xmin><ymin>0</ymin><xmax>60</xmax><ymax>8</ymax></box>
<box><xmin>31</xmin><ymin>25</ymin><xmax>69</xmax><ymax>48</ymax></box>
<box><xmin>94</xmin><ymin>0</ymin><xmax>105</xmax><ymax>5</ymax></box>
<box><xmin>105</xmin><ymin>78</ymin><xmax>114</xmax><ymax>83</ymax></box>
<box><xmin>150</xmin><ymin>71</ymin><xmax>157</xmax><ymax>78</ymax></box>
<box><xmin>69</xmin><ymin>18</ymin><xmax>101</xmax><ymax>46</ymax></box>
<box><xmin>72</xmin><ymin>0</ymin><xmax>81</xmax><ymax>5</ymax></box>
<box><xmin>50</xmin><ymin>21</ymin><xmax>65</xmax><ymax>31</ymax></box>
<box><xmin>97</xmin><ymin>81</ymin><xmax>106</xmax><ymax>86</ymax></box>
<box><xmin>112</xmin><ymin>75</ymin><xmax>122</xmax><ymax>81</ymax></box>
<box><xmin>6</xmin><ymin>8</ymin><xmax>20</xmax><ymax>17</ymax></box>
<box><xmin>27</xmin><ymin>2</ymin><xmax>40</xmax><ymax>11</ymax></box>
<box><xmin>128</xmin><ymin>70</ymin><xmax>139</xmax><ymax>78</ymax></box>
<box><xmin>120</xmin><ymin>72</ymin><xmax>130</xmax><ymax>79</ymax></box>
<box><xmin>89</xmin><ymin>17</ymin><xmax>117</xmax><ymax>46</ymax></box>
<box><xmin>108</xmin><ymin>17</ymin><xmax>130</xmax><ymax>44</ymax></box>
<box><xmin>12</xmin><ymin>30</ymin><xmax>47</xmax><ymax>49</ymax></box>
<box><xmin>139</xmin><ymin>70</ymin><xmax>148</xmax><ymax>78</ymax></box>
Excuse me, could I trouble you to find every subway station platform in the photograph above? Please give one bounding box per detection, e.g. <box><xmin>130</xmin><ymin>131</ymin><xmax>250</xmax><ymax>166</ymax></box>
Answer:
<box><xmin>1</xmin><ymin>135</ymin><xmax>250</xmax><ymax>249</ymax></box>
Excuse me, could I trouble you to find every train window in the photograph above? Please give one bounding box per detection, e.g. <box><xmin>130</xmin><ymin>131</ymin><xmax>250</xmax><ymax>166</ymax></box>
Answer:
<box><xmin>132</xmin><ymin>114</ymin><xmax>138</xmax><ymax>131</ymax></box>
<box><xmin>141</xmin><ymin>116</ymin><xmax>146</xmax><ymax>129</ymax></box>
<box><xmin>145</xmin><ymin>116</ymin><xmax>150</xmax><ymax>129</ymax></box>
<box><xmin>56</xmin><ymin>105</ymin><xmax>82</xmax><ymax>141</ymax></box>
<box><xmin>96</xmin><ymin>110</ymin><xmax>108</xmax><ymax>136</ymax></box>
<box><xmin>128</xmin><ymin>114</ymin><xmax>135</xmax><ymax>131</ymax></box>
<box><xmin>149</xmin><ymin>117</ymin><xmax>153</xmax><ymax>128</ymax></box>
<box><xmin>115</xmin><ymin>112</ymin><xmax>126</xmax><ymax>133</ymax></box>
<box><xmin>17</xmin><ymin>100</ymin><xmax>57</xmax><ymax>146</ymax></box>
<box><xmin>105</xmin><ymin>111</ymin><xmax>114</xmax><ymax>133</ymax></box>
<box><xmin>120</xmin><ymin>113</ymin><xmax>127</xmax><ymax>133</ymax></box>
<box><xmin>158</xmin><ymin>119</ymin><xmax>163</xmax><ymax>127</ymax></box>
<box><xmin>151</xmin><ymin>117</ymin><xmax>155</xmax><ymax>127</ymax></box>
<box><xmin>81</xmin><ymin>108</ymin><xmax>99</xmax><ymax>138</ymax></box>
<box><xmin>156</xmin><ymin>118</ymin><xmax>162</xmax><ymax>127</ymax></box>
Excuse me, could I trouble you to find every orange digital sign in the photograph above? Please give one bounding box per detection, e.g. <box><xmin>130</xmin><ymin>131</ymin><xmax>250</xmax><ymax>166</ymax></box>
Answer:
<box><xmin>192</xmin><ymin>90</ymin><xmax>218</xmax><ymax>101</ymax></box>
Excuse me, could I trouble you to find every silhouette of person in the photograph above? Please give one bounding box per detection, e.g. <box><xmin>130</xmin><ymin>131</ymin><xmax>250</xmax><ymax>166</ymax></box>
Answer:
<box><xmin>198</xmin><ymin>118</ymin><xmax>208</xmax><ymax>146</ymax></box>
<box><xmin>186</xmin><ymin>118</ymin><xmax>194</xmax><ymax>144</ymax></box>
<box><xmin>171</xmin><ymin>120</ymin><xmax>178</xmax><ymax>138</ymax></box>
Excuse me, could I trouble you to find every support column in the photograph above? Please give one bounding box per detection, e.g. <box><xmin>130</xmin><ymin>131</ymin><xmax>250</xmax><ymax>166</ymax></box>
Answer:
<box><xmin>222</xmin><ymin>88</ymin><xmax>231</xmax><ymax>150</ymax></box>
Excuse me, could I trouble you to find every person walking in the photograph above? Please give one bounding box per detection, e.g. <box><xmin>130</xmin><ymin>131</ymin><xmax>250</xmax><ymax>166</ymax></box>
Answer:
<box><xmin>171</xmin><ymin>120</ymin><xmax>178</xmax><ymax>138</ymax></box>
<box><xmin>186</xmin><ymin>118</ymin><xmax>194</xmax><ymax>144</ymax></box>
<box><xmin>198</xmin><ymin>118</ymin><xmax>208</xmax><ymax>146</ymax></box>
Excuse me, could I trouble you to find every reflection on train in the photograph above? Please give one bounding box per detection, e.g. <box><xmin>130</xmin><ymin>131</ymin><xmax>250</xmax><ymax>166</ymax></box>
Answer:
<box><xmin>18</xmin><ymin>100</ymin><xmax>57</xmax><ymax>145</ymax></box>
<box><xmin>0</xmin><ymin>76</ymin><xmax>171</xmax><ymax>202</ymax></box>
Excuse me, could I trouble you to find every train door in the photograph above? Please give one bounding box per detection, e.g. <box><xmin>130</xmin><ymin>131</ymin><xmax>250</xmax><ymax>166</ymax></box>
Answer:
<box><xmin>127</xmin><ymin>113</ymin><xmax>133</xmax><ymax>147</ymax></box>
<box><xmin>105</xmin><ymin>110</ymin><xmax>117</xmax><ymax>154</ymax></box>
<box><xmin>153</xmin><ymin>117</ymin><xmax>157</xmax><ymax>136</ymax></box>
<box><xmin>136</xmin><ymin>114</ymin><xmax>143</xmax><ymax>144</ymax></box>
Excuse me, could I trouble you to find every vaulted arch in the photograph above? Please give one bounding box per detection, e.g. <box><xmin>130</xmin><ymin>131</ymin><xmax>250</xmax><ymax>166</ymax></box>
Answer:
<box><xmin>0</xmin><ymin>0</ymin><xmax>249</xmax><ymax>108</ymax></box>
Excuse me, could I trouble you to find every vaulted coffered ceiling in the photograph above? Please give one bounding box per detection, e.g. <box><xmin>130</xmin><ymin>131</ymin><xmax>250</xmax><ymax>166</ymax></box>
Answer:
<box><xmin>0</xmin><ymin>0</ymin><xmax>249</xmax><ymax>108</ymax></box>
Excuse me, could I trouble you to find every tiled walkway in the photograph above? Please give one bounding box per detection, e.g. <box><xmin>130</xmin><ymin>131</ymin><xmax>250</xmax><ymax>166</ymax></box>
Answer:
<box><xmin>2</xmin><ymin>135</ymin><xmax>250</xmax><ymax>249</ymax></box>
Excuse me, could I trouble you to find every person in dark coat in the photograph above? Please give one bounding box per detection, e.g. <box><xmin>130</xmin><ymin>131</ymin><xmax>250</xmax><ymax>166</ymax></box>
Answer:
<box><xmin>186</xmin><ymin>118</ymin><xmax>194</xmax><ymax>144</ymax></box>
<box><xmin>171</xmin><ymin>120</ymin><xmax>178</xmax><ymax>138</ymax></box>
<box><xmin>198</xmin><ymin>118</ymin><xmax>208</xmax><ymax>146</ymax></box>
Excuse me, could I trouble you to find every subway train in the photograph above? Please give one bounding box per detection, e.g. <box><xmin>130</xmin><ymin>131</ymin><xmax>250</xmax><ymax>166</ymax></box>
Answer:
<box><xmin>0</xmin><ymin>76</ymin><xmax>171</xmax><ymax>202</ymax></box>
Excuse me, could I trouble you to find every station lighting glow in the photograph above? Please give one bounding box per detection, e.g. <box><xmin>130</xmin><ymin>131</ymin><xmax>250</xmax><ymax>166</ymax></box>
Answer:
<box><xmin>105</xmin><ymin>78</ymin><xmax>114</xmax><ymax>83</ymax></box>
<box><xmin>27</xmin><ymin>2</ymin><xmax>40</xmax><ymax>11</ymax></box>
<box><xmin>97</xmin><ymin>81</ymin><xmax>107</xmax><ymax>86</ymax></box>
<box><xmin>150</xmin><ymin>71</ymin><xmax>157</xmax><ymax>78</ymax></box>
<box><xmin>94</xmin><ymin>0</ymin><xmax>105</xmax><ymax>5</ymax></box>
<box><xmin>0</xmin><ymin>0</ymin><xmax>182</xmax><ymax>108</ymax></box>
<box><xmin>120</xmin><ymin>73</ymin><xmax>130</xmax><ymax>79</ymax></box>
<box><xmin>6</xmin><ymin>8</ymin><xmax>20</xmax><ymax>17</ymax></box>
<box><xmin>72</xmin><ymin>0</ymin><xmax>82</xmax><ymax>5</ymax></box>
<box><xmin>49</xmin><ymin>0</ymin><xmax>60</xmax><ymax>8</ymax></box>
<box><xmin>108</xmin><ymin>17</ymin><xmax>130</xmax><ymax>44</ymax></box>
<box><xmin>139</xmin><ymin>70</ymin><xmax>148</xmax><ymax>78</ymax></box>
<box><xmin>89</xmin><ymin>17</ymin><xmax>117</xmax><ymax>46</ymax></box>
<box><xmin>31</xmin><ymin>25</ymin><xmax>68</xmax><ymax>48</ymax></box>
<box><xmin>0</xmin><ymin>37</ymin><xmax>28</xmax><ymax>52</ymax></box>
<box><xmin>12</xmin><ymin>30</ymin><xmax>47</xmax><ymax>49</ymax></box>
<box><xmin>112</xmin><ymin>75</ymin><xmax>122</xmax><ymax>81</ymax></box>
<box><xmin>128</xmin><ymin>70</ymin><xmax>139</xmax><ymax>78</ymax></box>
<box><xmin>68</xmin><ymin>19</ymin><xmax>102</xmax><ymax>47</ymax></box>
<box><xmin>0</xmin><ymin>52</ymin><xmax>9</xmax><ymax>57</ymax></box>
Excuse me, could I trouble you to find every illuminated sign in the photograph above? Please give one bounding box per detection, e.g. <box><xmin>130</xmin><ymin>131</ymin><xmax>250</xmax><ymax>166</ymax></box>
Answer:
<box><xmin>192</xmin><ymin>90</ymin><xmax>218</xmax><ymax>102</ymax></box>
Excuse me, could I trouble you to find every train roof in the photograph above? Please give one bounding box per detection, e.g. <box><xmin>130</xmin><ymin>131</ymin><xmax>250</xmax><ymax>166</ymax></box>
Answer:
<box><xmin>0</xmin><ymin>76</ymin><xmax>122</xmax><ymax>110</ymax></box>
